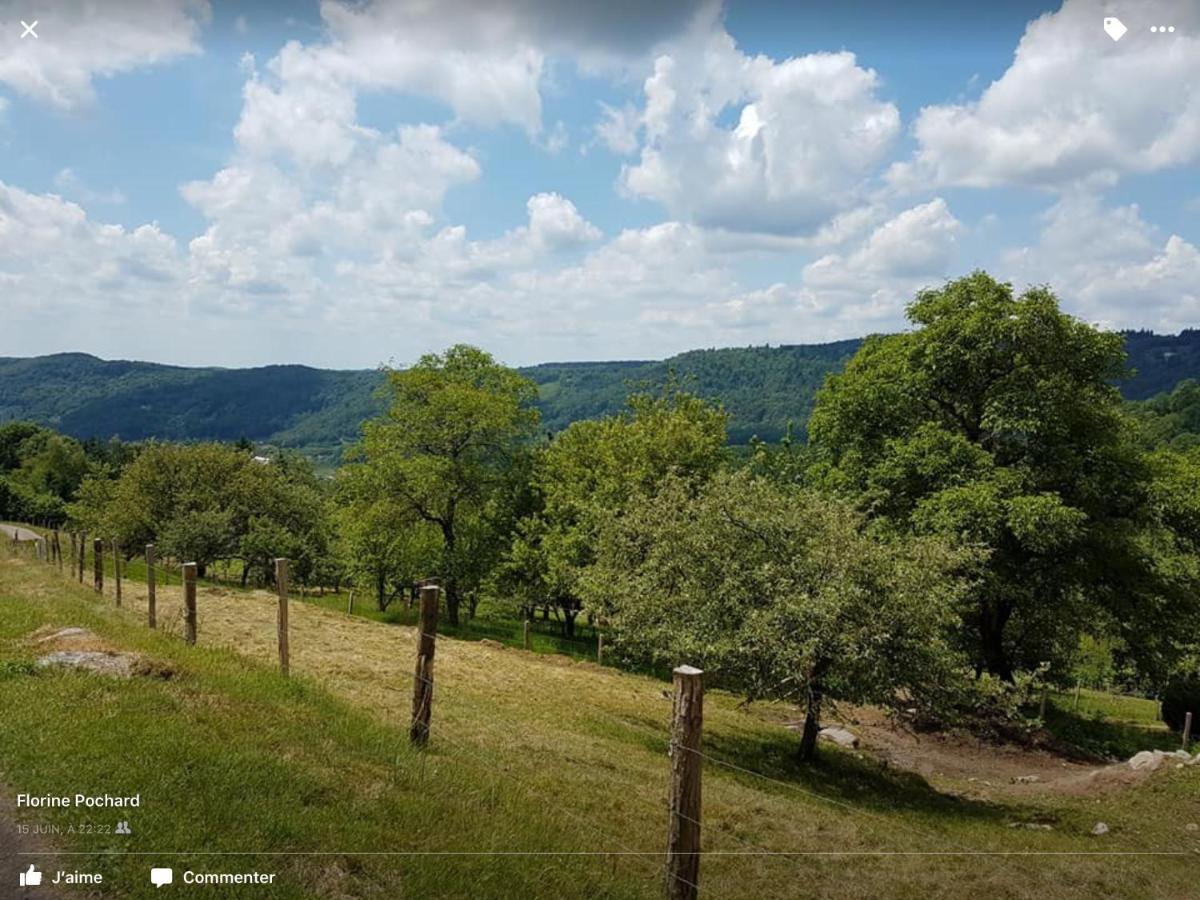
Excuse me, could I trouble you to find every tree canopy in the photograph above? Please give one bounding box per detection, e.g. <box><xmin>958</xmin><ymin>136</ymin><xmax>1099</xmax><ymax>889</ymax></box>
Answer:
<box><xmin>356</xmin><ymin>345</ymin><xmax>540</xmax><ymax>625</ymax></box>
<box><xmin>808</xmin><ymin>271</ymin><xmax>1193</xmax><ymax>681</ymax></box>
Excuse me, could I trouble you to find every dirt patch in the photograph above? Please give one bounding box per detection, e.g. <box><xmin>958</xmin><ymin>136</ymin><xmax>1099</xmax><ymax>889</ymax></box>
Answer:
<box><xmin>811</xmin><ymin>704</ymin><xmax>1169</xmax><ymax>799</ymax></box>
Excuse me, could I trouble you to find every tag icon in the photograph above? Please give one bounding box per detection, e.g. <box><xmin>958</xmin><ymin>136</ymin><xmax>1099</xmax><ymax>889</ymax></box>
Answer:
<box><xmin>1103</xmin><ymin>17</ymin><xmax>1127</xmax><ymax>41</ymax></box>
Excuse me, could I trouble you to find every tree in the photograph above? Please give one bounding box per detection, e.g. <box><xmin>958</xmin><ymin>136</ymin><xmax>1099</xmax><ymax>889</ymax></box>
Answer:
<box><xmin>808</xmin><ymin>272</ymin><xmax>1161</xmax><ymax>680</ymax></box>
<box><xmin>72</xmin><ymin>442</ymin><xmax>330</xmax><ymax>581</ymax></box>
<box><xmin>586</xmin><ymin>470</ymin><xmax>967</xmax><ymax>761</ymax></box>
<box><xmin>335</xmin><ymin>464</ymin><xmax>441</xmax><ymax>612</ymax></box>
<box><xmin>358</xmin><ymin>345</ymin><xmax>539</xmax><ymax>625</ymax></box>
<box><xmin>497</xmin><ymin>385</ymin><xmax>729</xmax><ymax>634</ymax></box>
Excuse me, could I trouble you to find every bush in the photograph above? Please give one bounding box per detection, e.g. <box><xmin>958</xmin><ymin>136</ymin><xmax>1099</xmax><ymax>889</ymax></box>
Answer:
<box><xmin>1161</xmin><ymin>671</ymin><xmax>1200</xmax><ymax>734</ymax></box>
<box><xmin>908</xmin><ymin>668</ymin><xmax>1046</xmax><ymax>743</ymax></box>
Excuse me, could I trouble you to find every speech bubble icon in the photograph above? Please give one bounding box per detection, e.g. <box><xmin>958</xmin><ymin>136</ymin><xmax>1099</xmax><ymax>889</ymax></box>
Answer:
<box><xmin>1103</xmin><ymin>17</ymin><xmax>1127</xmax><ymax>41</ymax></box>
<box><xmin>150</xmin><ymin>867</ymin><xmax>174</xmax><ymax>887</ymax></box>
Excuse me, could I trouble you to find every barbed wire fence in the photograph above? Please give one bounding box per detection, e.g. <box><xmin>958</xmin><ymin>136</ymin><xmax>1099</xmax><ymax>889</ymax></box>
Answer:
<box><xmin>6</xmin><ymin>520</ymin><xmax>1179</xmax><ymax>899</ymax></box>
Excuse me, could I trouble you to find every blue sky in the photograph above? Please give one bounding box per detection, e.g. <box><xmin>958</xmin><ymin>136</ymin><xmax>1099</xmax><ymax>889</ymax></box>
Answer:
<box><xmin>1</xmin><ymin>0</ymin><xmax>1197</xmax><ymax>369</ymax></box>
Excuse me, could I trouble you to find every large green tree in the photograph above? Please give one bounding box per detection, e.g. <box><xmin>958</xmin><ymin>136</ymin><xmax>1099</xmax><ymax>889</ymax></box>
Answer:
<box><xmin>358</xmin><ymin>345</ymin><xmax>539</xmax><ymax>625</ymax></box>
<box><xmin>586</xmin><ymin>469</ymin><xmax>966</xmax><ymax>760</ymax></box>
<box><xmin>495</xmin><ymin>386</ymin><xmax>728</xmax><ymax>635</ymax></box>
<box><xmin>808</xmin><ymin>272</ymin><xmax>1158</xmax><ymax>680</ymax></box>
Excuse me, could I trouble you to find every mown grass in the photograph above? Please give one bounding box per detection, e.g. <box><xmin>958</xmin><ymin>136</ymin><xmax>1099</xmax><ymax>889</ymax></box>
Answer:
<box><xmin>2</xmin><ymin>551</ymin><xmax>1199</xmax><ymax>899</ymax></box>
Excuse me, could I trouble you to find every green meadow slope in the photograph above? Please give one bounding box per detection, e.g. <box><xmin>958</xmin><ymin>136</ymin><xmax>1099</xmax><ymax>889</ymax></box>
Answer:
<box><xmin>1</xmin><ymin>553</ymin><xmax>1198</xmax><ymax>899</ymax></box>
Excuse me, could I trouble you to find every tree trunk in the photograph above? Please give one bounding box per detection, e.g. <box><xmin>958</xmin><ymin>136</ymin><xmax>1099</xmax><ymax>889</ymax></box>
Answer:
<box><xmin>797</xmin><ymin>682</ymin><xmax>823</xmax><ymax>763</ymax></box>
<box><xmin>441</xmin><ymin>521</ymin><xmax>460</xmax><ymax>627</ymax></box>
<box><xmin>979</xmin><ymin>599</ymin><xmax>1014</xmax><ymax>681</ymax></box>
<box><xmin>562</xmin><ymin>606</ymin><xmax>578</xmax><ymax>638</ymax></box>
<box><xmin>376</xmin><ymin>573</ymin><xmax>387</xmax><ymax>612</ymax></box>
<box><xmin>444</xmin><ymin>577</ymin><xmax>460</xmax><ymax>626</ymax></box>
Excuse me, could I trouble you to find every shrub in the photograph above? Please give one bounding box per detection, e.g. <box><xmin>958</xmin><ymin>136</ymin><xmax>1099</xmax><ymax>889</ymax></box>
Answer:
<box><xmin>1161</xmin><ymin>670</ymin><xmax>1200</xmax><ymax>734</ymax></box>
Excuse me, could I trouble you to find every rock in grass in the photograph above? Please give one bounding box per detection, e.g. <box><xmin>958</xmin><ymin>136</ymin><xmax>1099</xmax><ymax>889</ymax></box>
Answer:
<box><xmin>1185</xmin><ymin>823</ymin><xmax>1198</xmax><ymax>832</ymax></box>
<box><xmin>1013</xmin><ymin>775</ymin><xmax>1040</xmax><ymax>784</ymax></box>
<box><xmin>1091</xmin><ymin>822</ymin><xmax>1109</xmax><ymax>836</ymax></box>
<box><xmin>36</xmin><ymin>651</ymin><xmax>135</xmax><ymax>678</ymax></box>
<box><xmin>1128</xmin><ymin>750</ymin><xmax>1165</xmax><ymax>771</ymax></box>
<box><xmin>1127</xmin><ymin>749</ymin><xmax>1192</xmax><ymax>772</ymax></box>
<box><xmin>818</xmin><ymin>726</ymin><xmax>859</xmax><ymax>749</ymax></box>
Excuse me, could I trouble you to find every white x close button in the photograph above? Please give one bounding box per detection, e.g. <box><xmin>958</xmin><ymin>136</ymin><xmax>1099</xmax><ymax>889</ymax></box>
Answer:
<box><xmin>21</xmin><ymin>19</ymin><xmax>38</xmax><ymax>38</ymax></box>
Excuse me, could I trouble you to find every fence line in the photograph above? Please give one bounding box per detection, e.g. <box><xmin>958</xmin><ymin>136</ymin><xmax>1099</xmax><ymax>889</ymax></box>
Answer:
<box><xmin>5</xmin><ymin>522</ymin><xmax>1118</xmax><ymax>895</ymax></box>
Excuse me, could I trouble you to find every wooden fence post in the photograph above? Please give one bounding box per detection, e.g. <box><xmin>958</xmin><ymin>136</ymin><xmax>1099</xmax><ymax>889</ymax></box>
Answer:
<box><xmin>146</xmin><ymin>544</ymin><xmax>157</xmax><ymax>629</ymax></box>
<box><xmin>410</xmin><ymin>584</ymin><xmax>440</xmax><ymax>747</ymax></box>
<box><xmin>597</xmin><ymin>632</ymin><xmax>605</xmax><ymax>665</ymax></box>
<box><xmin>54</xmin><ymin>530</ymin><xmax>62</xmax><ymax>572</ymax></box>
<box><xmin>113</xmin><ymin>540</ymin><xmax>122</xmax><ymax>606</ymax></box>
<box><xmin>183</xmin><ymin>563</ymin><xmax>197</xmax><ymax>645</ymax></box>
<box><xmin>523</xmin><ymin>618</ymin><xmax>531</xmax><ymax>651</ymax></box>
<box><xmin>347</xmin><ymin>589</ymin><xmax>355</xmax><ymax>615</ymax></box>
<box><xmin>275</xmin><ymin>558</ymin><xmax>290</xmax><ymax>677</ymax></box>
<box><xmin>92</xmin><ymin>538</ymin><xmax>103</xmax><ymax>594</ymax></box>
<box><xmin>78</xmin><ymin>531</ymin><xmax>86</xmax><ymax>583</ymax></box>
<box><xmin>1184</xmin><ymin>711</ymin><xmax>1194</xmax><ymax>751</ymax></box>
<box><xmin>666</xmin><ymin>665</ymin><xmax>703</xmax><ymax>900</ymax></box>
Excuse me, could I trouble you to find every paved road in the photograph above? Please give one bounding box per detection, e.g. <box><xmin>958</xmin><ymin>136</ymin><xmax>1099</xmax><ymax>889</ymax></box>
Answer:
<box><xmin>0</xmin><ymin>525</ymin><xmax>44</xmax><ymax>544</ymax></box>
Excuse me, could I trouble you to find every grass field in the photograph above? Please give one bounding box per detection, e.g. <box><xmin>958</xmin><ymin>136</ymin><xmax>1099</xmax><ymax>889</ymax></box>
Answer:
<box><xmin>2</xmin><ymin>548</ymin><xmax>1199</xmax><ymax>899</ymax></box>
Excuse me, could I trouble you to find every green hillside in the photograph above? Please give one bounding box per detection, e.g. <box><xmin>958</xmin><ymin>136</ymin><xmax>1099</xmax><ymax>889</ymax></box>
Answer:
<box><xmin>2</xmin><ymin>330</ymin><xmax>1199</xmax><ymax>456</ymax></box>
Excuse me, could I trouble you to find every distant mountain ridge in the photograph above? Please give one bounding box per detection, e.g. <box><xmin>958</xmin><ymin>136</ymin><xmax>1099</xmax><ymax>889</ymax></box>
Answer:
<box><xmin>2</xmin><ymin>330</ymin><xmax>1199</xmax><ymax>458</ymax></box>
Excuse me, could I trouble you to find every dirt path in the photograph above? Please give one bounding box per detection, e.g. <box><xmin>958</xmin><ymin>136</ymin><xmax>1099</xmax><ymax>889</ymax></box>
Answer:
<box><xmin>0</xmin><ymin>525</ymin><xmax>44</xmax><ymax>544</ymax></box>
<box><xmin>821</xmin><ymin>705</ymin><xmax>1148</xmax><ymax>799</ymax></box>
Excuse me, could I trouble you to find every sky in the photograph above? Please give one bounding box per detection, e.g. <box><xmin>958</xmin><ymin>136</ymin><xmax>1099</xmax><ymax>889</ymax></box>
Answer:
<box><xmin>0</xmin><ymin>0</ymin><xmax>1198</xmax><ymax>370</ymax></box>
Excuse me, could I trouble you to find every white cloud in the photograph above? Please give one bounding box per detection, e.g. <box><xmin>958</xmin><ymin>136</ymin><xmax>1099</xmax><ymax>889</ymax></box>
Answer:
<box><xmin>0</xmin><ymin>181</ymin><xmax>179</xmax><ymax>314</ymax></box>
<box><xmin>525</xmin><ymin>193</ymin><xmax>602</xmax><ymax>250</ymax></box>
<box><xmin>889</xmin><ymin>0</ymin><xmax>1200</xmax><ymax>191</ymax></box>
<box><xmin>595</xmin><ymin>101</ymin><xmax>641</xmax><ymax>154</ymax></box>
<box><xmin>617</xmin><ymin>23</ymin><xmax>900</xmax><ymax>234</ymax></box>
<box><xmin>0</xmin><ymin>0</ymin><xmax>208</xmax><ymax>109</ymax></box>
<box><xmin>795</xmin><ymin>199</ymin><xmax>964</xmax><ymax>326</ymax></box>
<box><xmin>1004</xmin><ymin>195</ymin><xmax>1200</xmax><ymax>330</ymax></box>
<box><xmin>231</xmin><ymin>0</ymin><xmax>711</xmax><ymax>141</ymax></box>
<box><xmin>53</xmin><ymin>169</ymin><xmax>126</xmax><ymax>206</ymax></box>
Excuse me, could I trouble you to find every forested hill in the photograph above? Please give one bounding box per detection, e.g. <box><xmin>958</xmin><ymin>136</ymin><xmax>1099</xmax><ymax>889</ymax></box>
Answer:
<box><xmin>2</xmin><ymin>330</ymin><xmax>1199</xmax><ymax>454</ymax></box>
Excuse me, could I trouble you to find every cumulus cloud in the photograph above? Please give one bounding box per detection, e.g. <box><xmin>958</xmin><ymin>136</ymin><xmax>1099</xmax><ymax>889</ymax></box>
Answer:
<box><xmin>0</xmin><ymin>181</ymin><xmax>179</xmax><ymax>313</ymax></box>
<box><xmin>889</xmin><ymin>0</ymin><xmax>1200</xmax><ymax>191</ymax></box>
<box><xmin>1004</xmin><ymin>195</ymin><xmax>1200</xmax><ymax>330</ymax></box>
<box><xmin>618</xmin><ymin>23</ymin><xmax>900</xmax><ymax>234</ymax></box>
<box><xmin>229</xmin><ymin>0</ymin><xmax>711</xmax><ymax>139</ymax></box>
<box><xmin>0</xmin><ymin>0</ymin><xmax>208</xmax><ymax>109</ymax></box>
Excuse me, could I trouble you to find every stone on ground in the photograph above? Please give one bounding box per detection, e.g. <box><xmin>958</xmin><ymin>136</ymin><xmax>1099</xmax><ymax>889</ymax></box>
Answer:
<box><xmin>818</xmin><ymin>726</ymin><xmax>859</xmax><ymax>749</ymax></box>
<box><xmin>36</xmin><ymin>651</ymin><xmax>136</xmax><ymax>678</ymax></box>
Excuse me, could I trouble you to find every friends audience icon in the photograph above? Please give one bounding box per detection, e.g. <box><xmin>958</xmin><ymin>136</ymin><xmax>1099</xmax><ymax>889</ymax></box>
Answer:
<box><xmin>115</xmin><ymin>821</ymin><xmax>132</xmax><ymax>836</ymax></box>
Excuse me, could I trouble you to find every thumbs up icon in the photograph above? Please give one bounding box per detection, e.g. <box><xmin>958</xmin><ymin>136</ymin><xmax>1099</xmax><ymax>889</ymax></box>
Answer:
<box><xmin>19</xmin><ymin>864</ymin><xmax>43</xmax><ymax>886</ymax></box>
